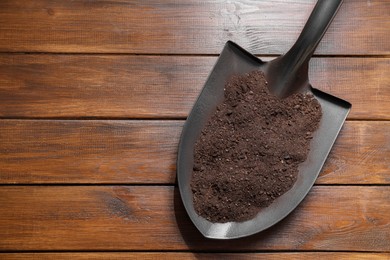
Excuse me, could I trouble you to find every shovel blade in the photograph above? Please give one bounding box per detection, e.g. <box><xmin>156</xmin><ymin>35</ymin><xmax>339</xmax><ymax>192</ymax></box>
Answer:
<box><xmin>177</xmin><ymin>41</ymin><xmax>351</xmax><ymax>239</ymax></box>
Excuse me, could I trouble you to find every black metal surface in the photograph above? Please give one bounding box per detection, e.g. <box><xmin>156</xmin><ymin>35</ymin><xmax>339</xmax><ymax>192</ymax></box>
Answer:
<box><xmin>177</xmin><ymin>0</ymin><xmax>351</xmax><ymax>239</ymax></box>
<box><xmin>266</xmin><ymin>0</ymin><xmax>344</xmax><ymax>98</ymax></box>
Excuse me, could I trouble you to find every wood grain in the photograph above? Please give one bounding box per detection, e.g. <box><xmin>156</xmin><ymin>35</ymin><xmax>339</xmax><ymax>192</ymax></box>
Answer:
<box><xmin>0</xmin><ymin>0</ymin><xmax>387</xmax><ymax>257</ymax></box>
<box><xmin>0</xmin><ymin>186</ymin><xmax>389</xmax><ymax>251</ymax></box>
<box><xmin>0</xmin><ymin>121</ymin><xmax>388</xmax><ymax>184</ymax></box>
<box><xmin>0</xmin><ymin>55</ymin><xmax>388</xmax><ymax>119</ymax></box>
<box><xmin>318</xmin><ymin>121</ymin><xmax>390</xmax><ymax>184</ymax></box>
<box><xmin>0</xmin><ymin>0</ymin><xmax>388</xmax><ymax>54</ymax></box>
<box><xmin>0</xmin><ymin>120</ymin><xmax>180</xmax><ymax>184</ymax></box>
<box><xmin>1</xmin><ymin>253</ymin><xmax>389</xmax><ymax>260</ymax></box>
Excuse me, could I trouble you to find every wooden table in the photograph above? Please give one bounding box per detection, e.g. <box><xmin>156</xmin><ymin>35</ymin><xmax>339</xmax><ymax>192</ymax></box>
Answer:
<box><xmin>0</xmin><ymin>0</ymin><xmax>389</xmax><ymax>259</ymax></box>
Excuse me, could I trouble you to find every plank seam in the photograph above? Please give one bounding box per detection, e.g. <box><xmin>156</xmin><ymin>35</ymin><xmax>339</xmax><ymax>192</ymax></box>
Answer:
<box><xmin>0</xmin><ymin>118</ymin><xmax>389</xmax><ymax>121</ymax></box>
<box><xmin>0</xmin><ymin>184</ymin><xmax>388</xmax><ymax>186</ymax></box>
<box><xmin>0</xmin><ymin>52</ymin><xmax>389</xmax><ymax>58</ymax></box>
<box><xmin>0</xmin><ymin>250</ymin><xmax>389</xmax><ymax>253</ymax></box>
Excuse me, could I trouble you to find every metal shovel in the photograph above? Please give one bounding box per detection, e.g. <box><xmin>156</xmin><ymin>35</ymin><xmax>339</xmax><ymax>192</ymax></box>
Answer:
<box><xmin>177</xmin><ymin>0</ymin><xmax>351</xmax><ymax>239</ymax></box>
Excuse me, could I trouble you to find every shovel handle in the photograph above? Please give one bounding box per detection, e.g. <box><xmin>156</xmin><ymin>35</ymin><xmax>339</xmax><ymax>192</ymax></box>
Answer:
<box><xmin>282</xmin><ymin>0</ymin><xmax>343</xmax><ymax>69</ymax></box>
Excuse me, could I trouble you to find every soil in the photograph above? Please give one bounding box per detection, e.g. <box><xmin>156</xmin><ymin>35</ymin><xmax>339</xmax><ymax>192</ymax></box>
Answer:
<box><xmin>191</xmin><ymin>70</ymin><xmax>322</xmax><ymax>223</ymax></box>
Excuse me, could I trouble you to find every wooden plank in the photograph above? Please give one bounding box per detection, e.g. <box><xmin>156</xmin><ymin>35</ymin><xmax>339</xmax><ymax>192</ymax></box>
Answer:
<box><xmin>0</xmin><ymin>186</ymin><xmax>389</xmax><ymax>251</ymax></box>
<box><xmin>0</xmin><ymin>120</ymin><xmax>181</xmax><ymax>184</ymax></box>
<box><xmin>318</xmin><ymin>121</ymin><xmax>390</xmax><ymax>184</ymax></box>
<box><xmin>1</xmin><ymin>253</ymin><xmax>389</xmax><ymax>260</ymax></box>
<box><xmin>0</xmin><ymin>121</ymin><xmax>388</xmax><ymax>184</ymax></box>
<box><xmin>0</xmin><ymin>55</ymin><xmax>388</xmax><ymax>119</ymax></box>
<box><xmin>0</xmin><ymin>0</ymin><xmax>388</xmax><ymax>54</ymax></box>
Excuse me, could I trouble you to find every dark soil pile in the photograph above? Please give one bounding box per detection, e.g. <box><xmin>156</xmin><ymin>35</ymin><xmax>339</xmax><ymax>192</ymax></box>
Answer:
<box><xmin>191</xmin><ymin>70</ymin><xmax>322</xmax><ymax>223</ymax></box>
